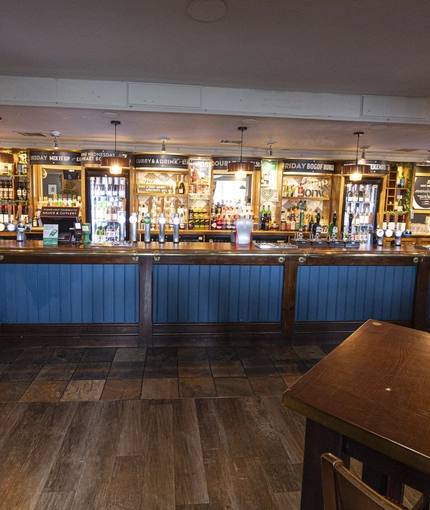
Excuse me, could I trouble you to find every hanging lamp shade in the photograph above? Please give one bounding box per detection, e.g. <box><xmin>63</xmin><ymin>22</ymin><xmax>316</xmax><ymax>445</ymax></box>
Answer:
<box><xmin>0</xmin><ymin>152</ymin><xmax>14</xmax><ymax>165</ymax></box>
<box><xmin>228</xmin><ymin>127</ymin><xmax>255</xmax><ymax>174</ymax></box>
<box><xmin>342</xmin><ymin>132</ymin><xmax>371</xmax><ymax>181</ymax></box>
<box><xmin>100</xmin><ymin>120</ymin><xmax>130</xmax><ymax>175</ymax></box>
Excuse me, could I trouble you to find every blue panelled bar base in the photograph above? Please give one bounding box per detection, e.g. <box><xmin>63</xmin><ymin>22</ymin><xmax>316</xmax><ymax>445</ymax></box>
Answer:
<box><xmin>296</xmin><ymin>265</ymin><xmax>416</xmax><ymax>322</ymax></box>
<box><xmin>0</xmin><ymin>264</ymin><xmax>139</xmax><ymax>324</ymax></box>
<box><xmin>153</xmin><ymin>264</ymin><xmax>284</xmax><ymax>322</ymax></box>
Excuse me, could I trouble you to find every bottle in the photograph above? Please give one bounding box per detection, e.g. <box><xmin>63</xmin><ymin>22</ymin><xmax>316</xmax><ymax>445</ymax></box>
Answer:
<box><xmin>347</xmin><ymin>186</ymin><xmax>353</xmax><ymax>202</ymax></box>
<box><xmin>16</xmin><ymin>181</ymin><xmax>22</xmax><ymax>200</ymax></box>
<box><xmin>358</xmin><ymin>186</ymin><xmax>364</xmax><ymax>202</ymax></box>
<box><xmin>22</xmin><ymin>182</ymin><xmax>27</xmax><ymax>201</ymax></box>
<box><xmin>107</xmin><ymin>177</ymin><xmax>113</xmax><ymax>197</ymax></box>
<box><xmin>353</xmin><ymin>185</ymin><xmax>359</xmax><ymax>202</ymax></box>
<box><xmin>178</xmin><ymin>176</ymin><xmax>185</xmax><ymax>194</ymax></box>
<box><xmin>328</xmin><ymin>211</ymin><xmax>337</xmax><ymax>237</ymax></box>
<box><xmin>397</xmin><ymin>195</ymin><xmax>403</xmax><ymax>212</ymax></box>
<box><xmin>280</xmin><ymin>210</ymin><xmax>286</xmax><ymax>231</ymax></box>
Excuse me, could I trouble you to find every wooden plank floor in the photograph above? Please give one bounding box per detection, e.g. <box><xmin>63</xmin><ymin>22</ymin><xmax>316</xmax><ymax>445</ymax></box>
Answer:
<box><xmin>0</xmin><ymin>344</ymin><xmax>422</xmax><ymax>509</ymax></box>
<box><xmin>0</xmin><ymin>397</ymin><xmax>305</xmax><ymax>510</ymax></box>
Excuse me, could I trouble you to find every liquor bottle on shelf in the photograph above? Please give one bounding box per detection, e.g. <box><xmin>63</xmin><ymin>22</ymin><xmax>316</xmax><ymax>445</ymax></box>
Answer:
<box><xmin>178</xmin><ymin>176</ymin><xmax>185</xmax><ymax>194</ymax></box>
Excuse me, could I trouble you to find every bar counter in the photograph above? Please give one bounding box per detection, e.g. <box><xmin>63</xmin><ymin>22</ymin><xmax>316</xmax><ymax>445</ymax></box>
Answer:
<box><xmin>0</xmin><ymin>240</ymin><xmax>429</xmax><ymax>348</ymax></box>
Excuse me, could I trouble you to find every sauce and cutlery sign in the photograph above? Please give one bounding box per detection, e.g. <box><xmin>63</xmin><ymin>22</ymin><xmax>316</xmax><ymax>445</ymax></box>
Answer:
<box><xmin>413</xmin><ymin>176</ymin><xmax>430</xmax><ymax>210</ymax></box>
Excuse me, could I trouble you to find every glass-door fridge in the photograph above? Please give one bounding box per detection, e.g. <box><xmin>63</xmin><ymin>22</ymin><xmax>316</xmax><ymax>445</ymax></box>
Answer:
<box><xmin>85</xmin><ymin>169</ymin><xmax>130</xmax><ymax>243</ymax></box>
<box><xmin>342</xmin><ymin>177</ymin><xmax>383</xmax><ymax>243</ymax></box>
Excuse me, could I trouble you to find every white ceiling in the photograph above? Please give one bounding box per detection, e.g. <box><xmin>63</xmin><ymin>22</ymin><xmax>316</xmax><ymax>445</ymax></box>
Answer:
<box><xmin>1</xmin><ymin>0</ymin><xmax>430</xmax><ymax>161</ymax></box>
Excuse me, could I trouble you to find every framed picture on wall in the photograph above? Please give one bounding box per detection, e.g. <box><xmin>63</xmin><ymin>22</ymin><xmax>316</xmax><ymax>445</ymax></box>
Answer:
<box><xmin>48</xmin><ymin>184</ymin><xmax>57</xmax><ymax>195</ymax></box>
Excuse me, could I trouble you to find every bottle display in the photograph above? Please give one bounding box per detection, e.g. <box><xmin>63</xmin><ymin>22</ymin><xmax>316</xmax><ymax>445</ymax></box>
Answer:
<box><xmin>0</xmin><ymin>151</ymin><xmax>32</xmax><ymax>228</ymax></box>
<box><xmin>281</xmin><ymin>175</ymin><xmax>331</xmax><ymax>234</ymax></box>
<box><xmin>343</xmin><ymin>182</ymin><xmax>380</xmax><ymax>243</ymax></box>
<box><xmin>89</xmin><ymin>175</ymin><xmax>127</xmax><ymax>243</ymax></box>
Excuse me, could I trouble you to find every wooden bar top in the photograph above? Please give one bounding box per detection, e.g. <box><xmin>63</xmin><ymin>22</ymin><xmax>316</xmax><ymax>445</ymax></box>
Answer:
<box><xmin>0</xmin><ymin>240</ymin><xmax>428</xmax><ymax>259</ymax></box>
<box><xmin>283</xmin><ymin>319</ymin><xmax>430</xmax><ymax>476</ymax></box>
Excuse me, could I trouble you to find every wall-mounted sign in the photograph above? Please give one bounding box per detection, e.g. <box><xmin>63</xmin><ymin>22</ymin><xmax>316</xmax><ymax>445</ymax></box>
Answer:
<box><xmin>134</xmin><ymin>154</ymin><xmax>189</xmax><ymax>169</ymax></box>
<box><xmin>343</xmin><ymin>160</ymin><xmax>389</xmax><ymax>174</ymax></box>
<box><xmin>283</xmin><ymin>160</ymin><xmax>335</xmax><ymax>173</ymax></box>
<box><xmin>80</xmin><ymin>149</ymin><xmax>132</xmax><ymax>165</ymax></box>
<box><xmin>283</xmin><ymin>176</ymin><xmax>331</xmax><ymax>199</ymax></box>
<box><xmin>261</xmin><ymin>159</ymin><xmax>278</xmax><ymax>188</ymax></box>
<box><xmin>413</xmin><ymin>175</ymin><xmax>430</xmax><ymax>210</ymax></box>
<box><xmin>30</xmin><ymin>151</ymin><xmax>81</xmax><ymax>166</ymax></box>
<box><xmin>136</xmin><ymin>183</ymin><xmax>173</xmax><ymax>194</ymax></box>
<box><xmin>212</xmin><ymin>156</ymin><xmax>261</xmax><ymax>170</ymax></box>
<box><xmin>41</xmin><ymin>207</ymin><xmax>80</xmax><ymax>217</ymax></box>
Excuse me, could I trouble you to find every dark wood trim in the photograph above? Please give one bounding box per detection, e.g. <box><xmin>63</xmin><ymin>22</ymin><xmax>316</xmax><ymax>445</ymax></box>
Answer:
<box><xmin>138</xmin><ymin>256</ymin><xmax>153</xmax><ymax>347</ymax></box>
<box><xmin>0</xmin><ymin>323</ymin><xmax>139</xmax><ymax>348</ymax></box>
<box><xmin>282</xmin><ymin>257</ymin><xmax>299</xmax><ymax>342</ymax></box>
<box><xmin>292</xmin><ymin>320</ymin><xmax>415</xmax><ymax>345</ymax></box>
<box><xmin>413</xmin><ymin>255</ymin><xmax>430</xmax><ymax>332</ymax></box>
<box><xmin>0</xmin><ymin>319</ymin><xmax>419</xmax><ymax>348</ymax></box>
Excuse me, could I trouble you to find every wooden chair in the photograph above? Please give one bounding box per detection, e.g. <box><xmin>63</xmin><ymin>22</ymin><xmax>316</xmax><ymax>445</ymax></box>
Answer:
<box><xmin>321</xmin><ymin>453</ymin><xmax>406</xmax><ymax>510</ymax></box>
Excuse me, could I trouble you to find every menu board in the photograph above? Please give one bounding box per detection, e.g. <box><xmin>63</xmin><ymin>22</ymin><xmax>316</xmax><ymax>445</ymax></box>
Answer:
<box><xmin>413</xmin><ymin>176</ymin><xmax>430</xmax><ymax>210</ymax></box>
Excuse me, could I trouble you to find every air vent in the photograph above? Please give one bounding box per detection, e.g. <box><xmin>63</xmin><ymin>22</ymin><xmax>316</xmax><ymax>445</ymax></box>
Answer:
<box><xmin>220</xmin><ymin>140</ymin><xmax>241</xmax><ymax>145</ymax></box>
<box><xmin>15</xmin><ymin>132</ymin><xmax>47</xmax><ymax>137</ymax></box>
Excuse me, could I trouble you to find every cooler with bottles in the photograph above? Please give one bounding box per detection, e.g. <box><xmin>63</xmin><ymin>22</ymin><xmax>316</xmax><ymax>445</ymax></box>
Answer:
<box><xmin>85</xmin><ymin>170</ymin><xmax>129</xmax><ymax>243</ymax></box>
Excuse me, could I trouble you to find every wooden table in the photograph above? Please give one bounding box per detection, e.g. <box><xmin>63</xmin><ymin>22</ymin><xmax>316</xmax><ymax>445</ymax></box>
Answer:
<box><xmin>283</xmin><ymin>320</ymin><xmax>430</xmax><ymax>510</ymax></box>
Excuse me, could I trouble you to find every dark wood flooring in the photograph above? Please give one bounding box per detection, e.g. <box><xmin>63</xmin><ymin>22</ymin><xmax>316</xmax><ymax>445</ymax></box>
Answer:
<box><xmin>0</xmin><ymin>344</ymin><xmax>421</xmax><ymax>509</ymax></box>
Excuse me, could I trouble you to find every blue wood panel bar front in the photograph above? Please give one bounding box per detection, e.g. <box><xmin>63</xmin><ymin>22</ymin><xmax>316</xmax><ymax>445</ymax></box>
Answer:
<box><xmin>0</xmin><ymin>241</ymin><xmax>428</xmax><ymax>347</ymax></box>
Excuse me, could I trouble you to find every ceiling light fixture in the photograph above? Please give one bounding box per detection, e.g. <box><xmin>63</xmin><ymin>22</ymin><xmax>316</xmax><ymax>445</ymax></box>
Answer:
<box><xmin>358</xmin><ymin>145</ymin><xmax>370</xmax><ymax>164</ymax></box>
<box><xmin>342</xmin><ymin>132</ymin><xmax>371</xmax><ymax>182</ymax></box>
<box><xmin>266</xmin><ymin>141</ymin><xmax>277</xmax><ymax>157</ymax></box>
<box><xmin>100</xmin><ymin>120</ymin><xmax>130</xmax><ymax>175</ymax></box>
<box><xmin>51</xmin><ymin>130</ymin><xmax>60</xmax><ymax>148</ymax></box>
<box><xmin>159</xmin><ymin>137</ymin><xmax>170</xmax><ymax>153</ymax></box>
<box><xmin>228</xmin><ymin>127</ymin><xmax>254</xmax><ymax>179</ymax></box>
<box><xmin>187</xmin><ymin>0</ymin><xmax>227</xmax><ymax>22</ymax></box>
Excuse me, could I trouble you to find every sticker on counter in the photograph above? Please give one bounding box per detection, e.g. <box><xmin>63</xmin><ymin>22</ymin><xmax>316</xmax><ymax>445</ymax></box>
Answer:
<box><xmin>43</xmin><ymin>224</ymin><xmax>59</xmax><ymax>246</ymax></box>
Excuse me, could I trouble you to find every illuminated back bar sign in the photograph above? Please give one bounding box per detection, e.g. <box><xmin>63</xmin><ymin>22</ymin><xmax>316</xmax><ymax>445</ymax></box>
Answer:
<box><xmin>212</xmin><ymin>156</ymin><xmax>261</xmax><ymax>170</ymax></box>
<box><xmin>80</xmin><ymin>149</ymin><xmax>132</xmax><ymax>165</ymax></box>
<box><xmin>343</xmin><ymin>160</ymin><xmax>389</xmax><ymax>175</ymax></box>
<box><xmin>30</xmin><ymin>151</ymin><xmax>81</xmax><ymax>166</ymax></box>
<box><xmin>283</xmin><ymin>160</ymin><xmax>335</xmax><ymax>173</ymax></box>
<box><xmin>134</xmin><ymin>154</ymin><xmax>189</xmax><ymax>169</ymax></box>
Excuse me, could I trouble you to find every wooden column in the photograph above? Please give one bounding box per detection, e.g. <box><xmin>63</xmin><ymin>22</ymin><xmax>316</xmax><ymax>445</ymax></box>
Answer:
<box><xmin>281</xmin><ymin>256</ymin><xmax>299</xmax><ymax>342</ymax></box>
<box><xmin>138</xmin><ymin>255</ymin><xmax>153</xmax><ymax>347</ymax></box>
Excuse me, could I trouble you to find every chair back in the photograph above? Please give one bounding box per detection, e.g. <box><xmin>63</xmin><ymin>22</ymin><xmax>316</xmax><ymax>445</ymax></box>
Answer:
<box><xmin>321</xmin><ymin>453</ymin><xmax>405</xmax><ymax>510</ymax></box>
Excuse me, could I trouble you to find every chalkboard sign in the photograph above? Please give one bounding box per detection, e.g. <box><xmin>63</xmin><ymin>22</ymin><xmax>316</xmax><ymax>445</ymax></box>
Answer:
<box><xmin>413</xmin><ymin>176</ymin><xmax>430</xmax><ymax>210</ymax></box>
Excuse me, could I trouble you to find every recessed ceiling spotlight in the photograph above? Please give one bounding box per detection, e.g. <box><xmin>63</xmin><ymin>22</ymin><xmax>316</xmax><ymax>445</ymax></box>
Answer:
<box><xmin>187</xmin><ymin>0</ymin><xmax>227</xmax><ymax>22</ymax></box>
<box><xmin>369</xmin><ymin>124</ymin><xmax>387</xmax><ymax>131</ymax></box>
<box><xmin>241</xmin><ymin>118</ymin><xmax>257</xmax><ymax>125</ymax></box>
<box><xmin>102</xmin><ymin>111</ymin><xmax>119</xmax><ymax>118</ymax></box>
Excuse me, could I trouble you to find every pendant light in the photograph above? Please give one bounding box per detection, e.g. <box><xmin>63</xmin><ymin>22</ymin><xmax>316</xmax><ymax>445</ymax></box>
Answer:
<box><xmin>101</xmin><ymin>120</ymin><xmax>130</xmax><ymax>175</ymax></box>
<box><xmin>159</xmin><ymin>137</ymin><xmax>170</xmax><ymax>152</ymax></box>
<box><xmin>228</xmin><ymin>127</ymin><xmax>255</xmax><ymax>178</ymax></box>
<box><xmin>342</xmin><ymin>132</ymin><xmax>371</xmax><ymax>182</ymax></box>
